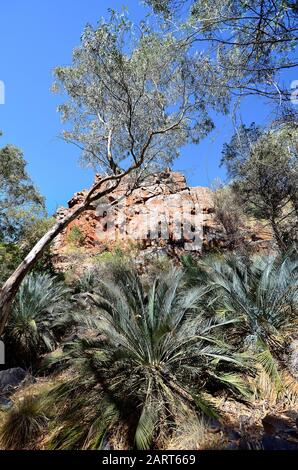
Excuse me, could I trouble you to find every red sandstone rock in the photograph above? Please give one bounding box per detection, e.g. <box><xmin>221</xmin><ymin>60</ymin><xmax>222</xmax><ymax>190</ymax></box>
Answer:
<box><xmin>52</xmin><ymin>171</ymin><xmax>274</xmax><ymax>271</ymax></box>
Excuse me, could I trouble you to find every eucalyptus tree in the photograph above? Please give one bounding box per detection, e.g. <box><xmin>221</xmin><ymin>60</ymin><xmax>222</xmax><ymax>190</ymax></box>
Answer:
<box><xmin>0</xmin><ymin>12</ymin><xmax>226</xmax><ymax>335</ymax></box>
<box><xmin>146</xmin><ymin>0</ymin><xmax>298</xmax><ymax>101</ymax></box>
<box><xmin>221</xmin><ymin>123</ymin><xmax>298</xmax><ymax>251</ymax></box>
<box><xmin>4</xmin><ymin>273</ymin><xmax>70</xmax><ymax>367</ymax></box>
<box><xmin>40</xmin><ymin>265</ymin><xmax>250</xmax><ymax>450</ymax></box>
<box><xmin>0</xmin><ymin>136</ymin><xmax>45</xmax><ymax>242</ymax></box>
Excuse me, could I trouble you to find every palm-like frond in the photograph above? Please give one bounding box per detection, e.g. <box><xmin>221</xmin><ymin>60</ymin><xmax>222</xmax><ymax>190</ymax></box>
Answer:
<box><xmin>43</xmin><ymin>264</ymin><xmax>251</xmax><ymax>450</ymax></box>
<box><xmin>204</xmin><ymin>253</ymin><xmax>297</xmax><ymax>341</ymax></box>
<box><xmin>256</xmin><ymin>348</ymin><xmax>282</xmax><ymax>390</ymax></box>
<box><xmin>5</xmin><ymin>273</ymin><xmax>70</xmax><ymax>364</ymax></box>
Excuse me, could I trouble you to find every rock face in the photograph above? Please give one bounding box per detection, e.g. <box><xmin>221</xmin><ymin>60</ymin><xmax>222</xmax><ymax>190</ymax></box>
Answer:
<box><xmin>52</xmin><ymin>171</ymin><xmax>273</xmax><ymax>271</ymax></box>
<box><xmin>0</xmin><ymin>367</ymin><xmax>27</xmax><ymax>396</ymax></box>
<box><xmin>289</xmin><ymin>340</ymin><xmax>298</xmax><ymax>378</ymax></box>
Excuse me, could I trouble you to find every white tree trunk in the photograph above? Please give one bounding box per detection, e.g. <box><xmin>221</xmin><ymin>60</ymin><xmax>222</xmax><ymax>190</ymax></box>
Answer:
<box><xmin>0</xmin><ymin>201</ymin><xmax>88</xmax><ymax>336</ymax></box>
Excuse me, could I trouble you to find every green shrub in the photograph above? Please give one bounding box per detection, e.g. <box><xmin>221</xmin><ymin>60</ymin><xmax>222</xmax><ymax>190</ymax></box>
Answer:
<box><xmin>0</xmin><ymin>396</ymin><xmax>48</xmax><ymax>449</ymax></box>
<box><xmin>198</xmin><ymin>253</ymin><xmax>298</xmax><ymax>388</ymax></box>
<box><xmin>66</xmin><ymin>226</ymin><xmax>85</xmax><ymax>247</ymax></box>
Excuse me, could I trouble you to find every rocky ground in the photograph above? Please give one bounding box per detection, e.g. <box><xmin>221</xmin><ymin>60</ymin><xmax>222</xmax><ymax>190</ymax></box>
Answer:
<box><xmin>52</xmin><ymin>171</ymin><xmax>274</xmax><ymax>275</ymax></box>
<box><xmin>1</xmin><ymin>366</ymin><xmax>297</xmax><ymax>450</ymax></box>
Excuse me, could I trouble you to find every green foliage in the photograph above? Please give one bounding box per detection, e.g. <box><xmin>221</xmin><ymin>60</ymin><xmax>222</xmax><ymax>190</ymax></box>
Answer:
<box><xmin>42</xmin><ymin>265</ymin><xmax>250</xmax><ymax>449</ymax></box>
<box><xmin>66</xmin><ymin>226</ymin><xmax>85</xmax><ymax>247</ymax></box>
<box><xmin>147</xmin><ymin>254</ymin><xmax>174</xmax><ymax>275</ymax></box>
<box><xmin>0</xmin><ymin>242</ymin><xmax>22</xmax><ymax>285</ymax></box>
<box><xmin>19</xmin><ymin>216</ymin><xmax>56</xmax><ymax>273</ymax></box>
<box><xmin>256</xmin><ymin>348</ymin><xmax>282</xmax><ymax>391</ymax></box>
<box><xmin>3</xmin><ymin>251</ymin><xmax>296</xmax><ymax>447</ymax></box>
<box><xmin>213</xmin><ymin>185</ymin><xmax>245</xmax><ymax>240</ymax></box>
<box><xmin>0</xmin><ymin>139</ymin><xmax>45</xmax><ymax>242</ymax></box>
<box><xmin>222</xmin><ymin>123</ymin><xmax>298</xmax><ymax>251</ymax></box>
<box><xmin>200</xmin><ymin>253</ymin><xmax>298</xmax><ymax>384</ymax></box>
<box><xmin>143</xmin><ymin>253</ymin><xmax>175</xmax><ymax>288</ymax></box>
<box><xmin>4</xmin><ymin>273</ymin><xmax>70</xmax><ymax>366</ymax></box>
<box><xmin>0</xmin><ymin>136</ymin><xmax>53</xmax><ymax>284</ymax></box>
<box><xmin>146</xmin><ymin>1</ymin><xmax>298</xmax><ymax>100</ymax></box>
<box><xmin>0</xmin><ymin>217</ymin><xmax>56</xmax><ymax>286</ymax></box>
<box><xmin>72</xmin><ymin>248</ymin><xmax>135</xmax><ymax>293</ymax></box>
<box><xmin>221</xmin><ymin>123</ymin><xmax>262</xmax><ymax>180</ymax></box>
<box><xmin>0</xmin><ymin>396</ymin><xmax>47</xmax><ymax>450</ymax></box>
<box><xmin>53</xmin><ymin>10</ymin><xmax>225</xmax><ymax>177</ymax></box>
<box><xmin>181</xmin><ymin>252</ymin><xmax>220</xmax><ymax>288</ymax></box>
<box><xmin>73</xmin><ymin>268</ymin><xmax>98</xmax><ymax>294</ymax></box>
<box><xmin>94</xmin><ymin>247</ymin><xmax>125</xmax><ymax>264</ymax></box>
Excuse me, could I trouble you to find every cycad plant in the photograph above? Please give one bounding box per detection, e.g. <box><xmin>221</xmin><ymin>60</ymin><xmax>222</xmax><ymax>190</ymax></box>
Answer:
<box><xmin>0</xmin><ymin>395</ymin><xmax>48</xmax><ymax>450</ymax></box>
<box><xmin>4</xmin><ymin>272</ymin><xmax>69</xmax><ymax>366</ymax></box>
<box><xmin>203</xmin><ymin>253</ymin><xmax>298</xmax><ymax>386</ymax></box>
<box><xmin>43</xmin><ymin>265</ymin><xmax>251</xmax><ymax>450</ymax></box>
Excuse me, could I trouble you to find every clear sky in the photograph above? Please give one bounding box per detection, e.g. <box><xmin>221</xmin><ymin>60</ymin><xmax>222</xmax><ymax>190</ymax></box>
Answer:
<box><xmin>0</xmin><ymin>1</ymin><xmax>296</xmax><ymax>214</ymax></box>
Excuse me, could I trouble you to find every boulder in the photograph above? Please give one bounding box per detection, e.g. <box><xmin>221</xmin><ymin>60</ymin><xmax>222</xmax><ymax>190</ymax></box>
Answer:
<box><xmin>0</xmin><ymin>367</ymin><xmax>27</xmax><ymax>395</ymax></box>
<box><xmin>261</xmin><ymin>412</ymin><xmax>298</xmax><ymax>449</ymax></box>
<box><xmin>262</xmin><ymin>414</ymin><xmax>292</xmax><ymax>435</ymax></box>
<box><xmin>262</xmin><ymin>435</ymin><xmax>298</xmax><ymax>450</ymax></box>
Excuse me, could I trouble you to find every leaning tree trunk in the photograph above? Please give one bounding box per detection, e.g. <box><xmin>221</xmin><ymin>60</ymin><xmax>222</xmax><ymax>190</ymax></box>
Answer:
<box><xmin>0</xmin><ymin>135</ymin><xmax>150</xmax><ymax>335</ymax></box>
<box><xmin>0</xmin><ymin>201</ymin><xmax>88</xmax><ymax>336</ymax></box>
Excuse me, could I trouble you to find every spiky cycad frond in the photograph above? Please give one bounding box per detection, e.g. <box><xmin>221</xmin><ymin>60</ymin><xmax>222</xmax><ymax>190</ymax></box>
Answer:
<box><xmin>206</xmin><ymin>254</ymin><xmax>297</xmax><ymax>340</ymax></box>
<box><xmin>44</xmin><ymin>265</ymin><xmax>251</xmax><ymax>450</ymax></box>
<box><xmin>0</xmin><ymin>395</ymin><xmax>48</xmax><ymax>450</ymax></box>
<box><xmin>5</xmin><ymin>273</ymin><xmax>70</xmax><ymax>365</ymax></box>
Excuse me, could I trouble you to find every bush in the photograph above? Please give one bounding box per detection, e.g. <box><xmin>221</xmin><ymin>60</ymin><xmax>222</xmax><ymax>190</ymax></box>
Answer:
<box><xmin>0</xmin><ymin>217</ymin><xmax>56</xmax><ymax>285</ymax></box>
<box><xmin>4</xmin><ymin>273</ymin><xmax>70</xmax><ymax>366</ymax></box>
<box><xmin>200</xmin><ymin>253</ymin><xmax>298</xmax><ymax>388</ymax></box>
<box><xmin>0</xmin><ymin>395</ymin><xmax>47</xmax><ymax>449</ymax></box>
<box><xmin>0</xmin><ymin>242</ymin><xmax>22</xmax><ymax>284</ymax></box>
<box><xmin>213</xmin><ymin>185</ymin><xmax>245</xmax><ymax>244</ymax></box>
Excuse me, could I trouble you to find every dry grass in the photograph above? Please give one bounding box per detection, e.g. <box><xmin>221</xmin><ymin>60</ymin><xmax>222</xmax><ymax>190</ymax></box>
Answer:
<box><xmin>251</xmin><ymin>368</ymin><xmax>298</xmax><ymax>409</ymax></box>
<box><xmin>164</xmin><ymin>417</ymin><xmax>207</xmax><ymax>450</ymax></box>
<box><xmin>0</xmin><ymin>395</ymin><xmax>47</xmax><ymax>449</ymax></box>
<box><xmin>0</xmin><ymin>374</ymin><xmax>68</xmax><ymax>450</ymax></box>
<box><xmin>108</xmin><ymin>422</ymin><xmax>131</xmax><ymax>450</ymax></box>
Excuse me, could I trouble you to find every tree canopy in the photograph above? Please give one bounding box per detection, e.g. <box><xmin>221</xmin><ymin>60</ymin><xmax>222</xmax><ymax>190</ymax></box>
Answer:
<box><xmin>0</xmin><ymin>11</ymin><xmax>229</xmax><ymax>334</ymax></box>
<box><xmin>53</xmin><ymin>11</ymin><xmax>228</xmax><ymax>180</ymax></box>
<box><xmin>146</xmin><ymin>0</ymin><xmax>298</xmax><ymax>101</ymax></box>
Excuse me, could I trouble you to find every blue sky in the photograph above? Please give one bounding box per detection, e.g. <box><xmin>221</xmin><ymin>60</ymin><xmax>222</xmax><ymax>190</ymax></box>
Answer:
<box><xmin>0</xmin><ymin>1</ymin><xmax>296</xmax><ymax>214</ymax></box>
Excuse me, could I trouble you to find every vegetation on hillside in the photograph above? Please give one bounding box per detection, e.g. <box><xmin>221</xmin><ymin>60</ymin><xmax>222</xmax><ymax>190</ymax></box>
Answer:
<box><xmin>0</xmin><ymin>250</ymin><xmax>297</xmax><ymax>450</ymax></box>
<box><xmin>0</xmin><ymin>1</ymin><xmax>297</xmax><ymax>452</ymax></box>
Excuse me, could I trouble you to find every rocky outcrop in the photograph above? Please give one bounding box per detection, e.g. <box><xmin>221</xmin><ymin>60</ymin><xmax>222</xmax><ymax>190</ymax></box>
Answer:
<box><xmin>52</xmin><ymin>171</ymin><xmax>273</xmax><ymax>271</ymax></box>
